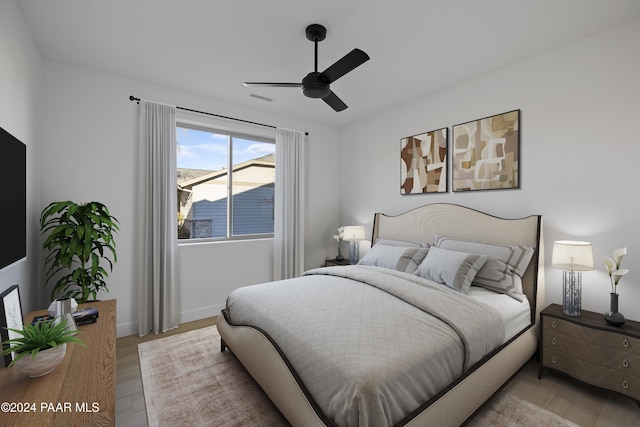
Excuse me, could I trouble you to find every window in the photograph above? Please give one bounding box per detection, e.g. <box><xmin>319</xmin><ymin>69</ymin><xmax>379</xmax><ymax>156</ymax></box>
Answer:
<box><xmin>176</xmin><ymin>124</ymin><xmax>275</xmax><ymax>241</ymax></box>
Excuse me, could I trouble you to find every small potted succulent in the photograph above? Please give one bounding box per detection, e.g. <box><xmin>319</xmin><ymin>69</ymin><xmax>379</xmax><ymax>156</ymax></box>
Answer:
<box><xmin>1</xmin><ymin>317</ymin><xmax>84</xmax><ymax>377</ymax></box>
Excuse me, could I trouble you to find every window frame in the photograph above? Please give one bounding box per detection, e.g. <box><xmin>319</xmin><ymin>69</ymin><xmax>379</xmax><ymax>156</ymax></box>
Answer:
<box><xmin>176</xmin><ymin>121</ymin><xmax>276</xmax><ymax>244</ymax></box>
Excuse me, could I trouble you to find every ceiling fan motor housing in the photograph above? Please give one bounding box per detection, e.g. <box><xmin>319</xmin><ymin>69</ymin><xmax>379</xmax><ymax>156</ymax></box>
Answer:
<box><xmin>302</xmin><ymin>72</ymin><xmax>331</xmax><ymax>98</ymax></box>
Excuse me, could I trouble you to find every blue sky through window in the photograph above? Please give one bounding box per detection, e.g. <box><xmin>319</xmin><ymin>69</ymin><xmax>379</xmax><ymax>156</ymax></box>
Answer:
<box><xmin>176</xmin><ymin>127</ymin><xmax>274</xmax><ymax>171</ymax></box>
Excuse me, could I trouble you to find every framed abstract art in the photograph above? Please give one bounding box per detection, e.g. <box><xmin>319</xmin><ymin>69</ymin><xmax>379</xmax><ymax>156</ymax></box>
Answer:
<box><xmin>400</xmin><ymin>127</ymin><xmax>448</xmax><ymax>194</ymax></box>
<box><xmin>452</xmin><ymin>109</ymin><xmax>520</xmax><ymax>192</ymax></box>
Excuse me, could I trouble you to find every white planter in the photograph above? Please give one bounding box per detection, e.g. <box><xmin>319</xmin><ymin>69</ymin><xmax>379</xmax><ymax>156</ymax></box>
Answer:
<box><xmin>14</xmin><ymin>343</ymin><xmax>67</xmax><ymax>378</ymax></box>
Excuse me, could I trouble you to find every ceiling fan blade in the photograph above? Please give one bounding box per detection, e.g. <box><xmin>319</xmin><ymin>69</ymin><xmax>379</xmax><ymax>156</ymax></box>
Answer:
<box><xmin>321</xmin><ymin>48</ymin><xmax>370</xmax><ymax>83</ymax></box>
<box><xmin>322</xmin><ymin>91</ymin><xmax>348</xmax><ymax>112</ymax></box>
<box><xmin>243</xmin><ymin>82</ymin><xmax>302</xmax><ymax>88</ymax></box>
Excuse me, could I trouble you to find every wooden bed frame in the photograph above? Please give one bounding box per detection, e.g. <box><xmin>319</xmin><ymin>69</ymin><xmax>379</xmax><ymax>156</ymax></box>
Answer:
<box><xmin>217</xmin><ymin>203</ymin><xmax>543</xmax><ymax>426</ymax></box>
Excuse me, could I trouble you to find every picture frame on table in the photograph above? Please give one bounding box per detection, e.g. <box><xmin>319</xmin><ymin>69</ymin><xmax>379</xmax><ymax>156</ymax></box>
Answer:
<box><xmin>400</xmin><ymin>127</ymin><xmax>448</xmax><ymax>194</ymax></box>
<box><xmin>452</xmin><ymin>109</ymin><xmax>520</xmax><ymax>192</ymax></box>
<box><xmin>1</xmin><ymin>285</ymin><xmax>23</xmax><ymax>368</ymax></box>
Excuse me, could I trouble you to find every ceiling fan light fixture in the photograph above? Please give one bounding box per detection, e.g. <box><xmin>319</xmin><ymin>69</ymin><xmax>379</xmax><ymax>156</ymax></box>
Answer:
<box><xmin>301</xmin><ymin>72</ymin><xmax>330</xmax><ymax>98</ymax></box>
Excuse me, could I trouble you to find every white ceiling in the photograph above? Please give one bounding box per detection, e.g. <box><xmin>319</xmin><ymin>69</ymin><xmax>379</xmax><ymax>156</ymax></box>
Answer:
<box><xmin>17</xmin><ymin>0</ymin><xmax>640</xmax><ymax>128</ymax></box>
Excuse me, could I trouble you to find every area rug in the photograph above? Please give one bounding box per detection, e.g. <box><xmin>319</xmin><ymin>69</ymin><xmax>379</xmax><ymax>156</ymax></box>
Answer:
<box><xmin>139</xmin><ymin>326</ymin><xmax>579</xmax><ymax>426</ymax></box>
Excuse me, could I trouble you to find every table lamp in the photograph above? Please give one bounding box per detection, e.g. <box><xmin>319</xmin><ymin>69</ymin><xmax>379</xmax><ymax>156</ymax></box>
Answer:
<box><xmin>342</xmin><ymin>226</ymin><xmax>365</xmax><ymax>264</ymax></box>
<box><xmin>551</xmin><ymin>240</ymin><xmax>594</xmax><ymax>316</ymax></box>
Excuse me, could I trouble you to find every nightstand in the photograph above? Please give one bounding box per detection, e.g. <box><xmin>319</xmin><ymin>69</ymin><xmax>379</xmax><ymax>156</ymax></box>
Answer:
<box><xmin>325</xmin><ymin>258</ymin><xmax>350</xmax><ymax>267</ymax></box>
<box><xmin>539</xmin><ymin>303</ymin><xmax>640</xmax><ymax>404</ymax></box>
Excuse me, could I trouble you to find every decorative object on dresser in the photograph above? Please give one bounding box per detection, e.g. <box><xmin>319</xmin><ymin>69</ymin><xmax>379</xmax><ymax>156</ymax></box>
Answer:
<box><xmin>539</xmin><ymin>303</ymin><xmax>640</xmax><ymax>404</ymax></box>
<box><xmin>341</xmin><ymin>225</ymin><xmax>366</xmax><ymax>264</ymax></box>
<box><xmin>40</xmin><ymin>200</ymin><xmax>119</xmax><ymax>304</ymax></box>
<box><xmin>400</xmin><ymin>127</ymin><xmax>448</xmax><ymax>194</ymax></box>
<box><xmin>603</xmin><ymin>247</ymin><xmax>630</xmax><ymax>326</ymax></box>
<box><xmin>0</xmin><ymin>316</ymin><xmax>83</xmax><ymax>377</ymax></box>
<box><xmin>551</xmin><ymin>240</ymin><xmax>594</xmax><ymax>316</ymax></box>
<box><xmin>0</xmin><ymin>285</ymin><xmax>23</xmax><ymax>367</ymax></box>
<box><xmin>332</xmin><ymin>226</ymin><xmax>344</xmax><ymax>261</ymax></box>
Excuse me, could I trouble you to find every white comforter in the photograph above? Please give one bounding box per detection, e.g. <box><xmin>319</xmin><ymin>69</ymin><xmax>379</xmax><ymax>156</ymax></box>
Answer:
<box><xmin>225</xmin><ymin>265</ymin><xmax>505</xmax><ymax>427</ymax></box>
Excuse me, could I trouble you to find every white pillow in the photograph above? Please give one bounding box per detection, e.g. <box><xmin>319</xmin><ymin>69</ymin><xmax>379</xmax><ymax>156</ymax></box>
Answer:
<box><xmin>414</xmin><ymin>247</ymin><xmax>488</xmax><ymax>294</ymax></box>
<box><xmin>358</xmin><ymin>243</ymin><xmax>429</xmax><ymax>274</ymax></box>
<box><xmin>435</xmin><ymin>235</ymin><xmax>534</xmax><ymax>301</ymax></box>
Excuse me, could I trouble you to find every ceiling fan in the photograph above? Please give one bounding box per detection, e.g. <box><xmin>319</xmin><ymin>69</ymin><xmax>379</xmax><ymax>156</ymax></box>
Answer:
<box><xmin>244</xmin><ymin>24</ymin><xmax>370</xmax><ymax>112</ymax></box>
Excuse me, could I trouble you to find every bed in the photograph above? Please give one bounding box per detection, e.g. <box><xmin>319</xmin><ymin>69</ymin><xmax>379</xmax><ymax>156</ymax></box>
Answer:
<box><xmin>217</xmin><ymin>203</ymin><xmax>543</xmax><ymax>426</ymax></box>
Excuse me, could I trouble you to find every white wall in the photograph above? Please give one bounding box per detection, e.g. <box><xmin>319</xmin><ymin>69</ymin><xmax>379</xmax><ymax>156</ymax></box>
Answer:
<box><xmin>38</xmin><ymin>61</ymin><xmax>340</xmax><ymax>336</ymax></box>
<box><xmin>340</xmin><ymin>19</ymin><xmax>640</xmax><ymax>320</ymax></box>
<box><xmin>0</xmin><ymin>1</ymin><xmax>43</xmax><ymax>314</ymax></box>
<box><xmin>9</xmin><ymin>1</ymin><xmax>639</xmax><ymax>335</ymax></box>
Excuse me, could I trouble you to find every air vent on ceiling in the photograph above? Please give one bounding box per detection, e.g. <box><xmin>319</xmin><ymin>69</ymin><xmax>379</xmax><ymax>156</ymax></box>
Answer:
<box><xmin>249</xmin><ymin>93</ymin><xmax>273</xmax><ymax>102</ymax></box>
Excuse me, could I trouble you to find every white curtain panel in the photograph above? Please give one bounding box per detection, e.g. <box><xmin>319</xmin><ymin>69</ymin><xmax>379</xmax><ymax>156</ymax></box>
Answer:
<box><xmin>137</xmin><ymin>101</ymin><xmax>179</xmax><ymax>336</ymax></box>
<box><xmin>274</xmin><ymin>128</ymin><xmax>306</xmax><ymax>280</ymax></box>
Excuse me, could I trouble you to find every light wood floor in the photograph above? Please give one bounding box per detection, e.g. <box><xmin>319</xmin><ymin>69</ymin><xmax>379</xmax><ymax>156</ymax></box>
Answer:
<box><xmin>115</xmin><ymin>317</ymin><xmax>640</xmax><ymax>427</ymax></box>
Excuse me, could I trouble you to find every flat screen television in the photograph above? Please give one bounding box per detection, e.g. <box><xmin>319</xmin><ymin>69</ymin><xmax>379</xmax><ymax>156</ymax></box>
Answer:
<box><xmin>0</xmin><ymin>126</ymin><xmax>26</xmax><ymax>270</ymax></box>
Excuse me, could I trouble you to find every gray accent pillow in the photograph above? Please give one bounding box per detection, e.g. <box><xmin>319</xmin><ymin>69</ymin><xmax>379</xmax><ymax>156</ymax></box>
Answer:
<box><xmin>435</xmin><ymin>235</ymin><xmax>535</xmax><ymax>301</ymax></box>
<box><xmin>358</xmin><ymin>243</ymin><xmax>429</xmax><ymax>274</ymax></box>
<box><xmin>414</xmin><ymin>247</ymin><xmax>488</xmax><ymax>294</ymax></box>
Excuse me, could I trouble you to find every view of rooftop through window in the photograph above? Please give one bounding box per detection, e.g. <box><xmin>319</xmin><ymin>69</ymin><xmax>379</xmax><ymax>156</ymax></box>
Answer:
<box><xmin>176</xmin><ymin>125</ymin><xmax>275</xmax><ymax>240</ymax></box>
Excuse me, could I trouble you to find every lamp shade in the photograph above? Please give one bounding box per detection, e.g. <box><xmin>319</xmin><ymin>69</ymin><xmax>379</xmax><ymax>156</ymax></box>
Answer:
<box><xmin>342</xmin><ymin>226</ymin><xmax>365</xmax><ymax>241</ymax></box>
<box><xmin>552</xmin><ymin>240</ymin><xmax>594</xmax><ymax>271</ymax></box>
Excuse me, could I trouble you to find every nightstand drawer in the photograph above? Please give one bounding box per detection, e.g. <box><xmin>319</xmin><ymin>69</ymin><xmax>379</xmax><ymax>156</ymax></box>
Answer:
<box><xmin>544</xmin><ymin>316</ymin><xmax>640</xmax><ymax>353</ymax></box>
<box><xmin>543</xmin><ymin>325</ymin><xmax>640</xmax><ymax>375</ymax></box>
<box><xmin>543</xmin><ymin>348</ymin><xmax>640</xmax><ymax>400</ymax></box>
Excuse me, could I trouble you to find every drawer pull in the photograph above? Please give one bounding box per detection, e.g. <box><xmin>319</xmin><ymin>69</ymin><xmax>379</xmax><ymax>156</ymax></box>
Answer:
<box><xmin>551</xmin><ymin>356</ymin><xmax>557</xmax><ymax>364</ymax></box>
<box><xmin>551</xmin><ymin>337</ymin><xmax>557</xmax><ymax>346</ymax></box>
<box><xmin>623</xmin><ymin>339</ymin><xmax>629</xmax><ymax>348</ymax></box>
<box><xmin>623</xmin><ymin>380</ymin><xmax>629</xmax><ymax>389</ymax></box>
<box><xmin>551</xmin><ymin>320</ymin><xmax>557</xmax><ymax>328</ymax></box>
<box><xmin>623</xmin><ymin>359</ymin><xmax>629</xmax><ymax>368</ymax></box>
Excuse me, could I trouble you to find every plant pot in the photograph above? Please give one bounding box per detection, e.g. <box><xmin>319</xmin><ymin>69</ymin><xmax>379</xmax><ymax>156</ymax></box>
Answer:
<box><xmin>14</xmin><ymin>343</ymin><xmax>67</xmax><ymax>378</ymax></box>
<box><xmin>604</xmin><ymin>293</ymin><xmax>625</xmax><ymax>326</ymax></box>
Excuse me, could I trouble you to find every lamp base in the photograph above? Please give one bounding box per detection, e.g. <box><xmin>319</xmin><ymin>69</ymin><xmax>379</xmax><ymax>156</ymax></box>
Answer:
<box><xmin>349</xmin><ymin>241</ymin><xmax>360</xmax><ymax>265</ymax></box>
<box><xmin>562</xmin><ymin>270</ymin><xmax>581</xmax><ymax>317</ymax></box>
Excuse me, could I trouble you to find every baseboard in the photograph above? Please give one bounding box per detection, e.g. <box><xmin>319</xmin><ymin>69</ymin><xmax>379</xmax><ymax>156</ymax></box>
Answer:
<box><xmin>116</xmin><ymin>303</ymin><xmax>224</xmax><ymax>338</ymax></box>
<box><xmin>179</xmin><ymin>303</ymin><xmax>223</xmax><ymax>324</ymax></box>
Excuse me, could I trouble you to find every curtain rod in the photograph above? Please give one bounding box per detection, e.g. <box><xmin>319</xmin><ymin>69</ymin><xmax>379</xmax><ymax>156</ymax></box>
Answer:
<box><xmin>129</xmin><ymin>96</ymin><xmax>308</xmax><ymax>136</ymax></box>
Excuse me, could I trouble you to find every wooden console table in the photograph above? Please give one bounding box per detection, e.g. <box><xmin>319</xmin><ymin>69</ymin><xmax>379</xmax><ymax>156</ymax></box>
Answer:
<box><xmin>0</xmin><ymin>299</ymin><xmax>116</xmax><ymax>426</ymax></box>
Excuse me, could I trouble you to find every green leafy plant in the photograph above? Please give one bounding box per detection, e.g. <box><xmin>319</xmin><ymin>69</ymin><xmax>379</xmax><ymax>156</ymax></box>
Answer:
<box><xmin>40</xmin><ymin>201</ymin><xmax>119</xmax><ymax>303</ymax></box>
<box><xmin>1</xmin><ymin>317</ymin><xmax>84</xmax><ymax>367</ymax></box>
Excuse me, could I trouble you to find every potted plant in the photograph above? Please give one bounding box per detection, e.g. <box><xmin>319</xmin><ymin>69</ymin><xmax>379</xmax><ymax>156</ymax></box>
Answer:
<box><xmin>1</xmin><ymin>317</ymin><xmax>84</xmax><ymax>377</ymax></box>
<box><xmin>40</xmin><ymin>201</ymin><xmax>119</xmax><ymax>304</ymax></box>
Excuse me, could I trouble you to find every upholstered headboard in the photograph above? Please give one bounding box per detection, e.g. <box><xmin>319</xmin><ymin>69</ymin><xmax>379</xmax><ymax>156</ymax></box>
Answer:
<box><xmin>371</xmin><ymin>203</ymin><xmax>543</xmax><ymax>323</ymax></box>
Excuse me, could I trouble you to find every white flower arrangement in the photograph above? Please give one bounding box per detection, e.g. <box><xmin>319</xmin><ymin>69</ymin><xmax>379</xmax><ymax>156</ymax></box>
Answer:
<box><xmin>333</xmin><ymin>227</ymin><xmax>344</xmax><ymax>260</ymax></box>
<box><xmin>603</xmin><ymin>247</ymin><xmax>630</xmax><ymax>294</ymax></box>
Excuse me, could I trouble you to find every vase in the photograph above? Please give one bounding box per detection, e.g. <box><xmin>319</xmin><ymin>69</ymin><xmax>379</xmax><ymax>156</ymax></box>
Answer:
<box><xmin>604</xmin><ymin>293</ymin><xmax>625</xmax><ymax>326</ymax></box>
<box><xmin>335</xmin><ymin>243</ymin><xmax>344</xmax><ymax>261</ymax></box>
<box><xmin>14</xmin><ymin>343</ymin><xmax>67</xmax><ymax>378</ymax></box>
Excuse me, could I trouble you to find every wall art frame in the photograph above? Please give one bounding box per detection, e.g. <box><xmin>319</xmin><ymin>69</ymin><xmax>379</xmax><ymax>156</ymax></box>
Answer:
<box><xmin>1</xmin><ymin>285</ymin><xmax>23</xmax><ymax>367</ymax></box>
<box><xmin>452</xmin><ymin>109</ymin><xmax>520</xmax><ymax>192</ymax></box>
<box><xmin>400</xmin><ymin>127</ymin><xmax>448</xmax><ymax>194</ymax></box>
